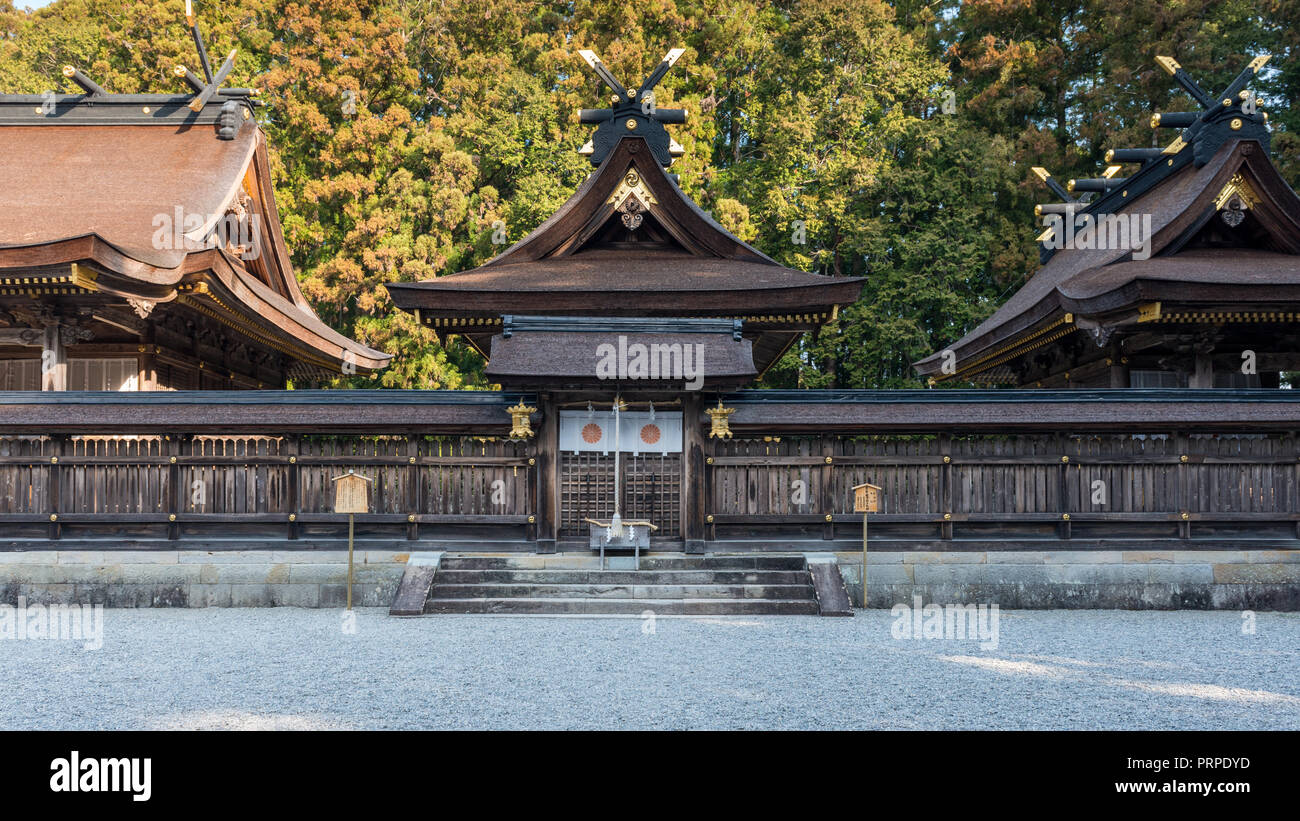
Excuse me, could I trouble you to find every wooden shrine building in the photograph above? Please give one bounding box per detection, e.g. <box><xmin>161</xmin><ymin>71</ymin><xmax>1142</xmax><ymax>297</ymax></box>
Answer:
<box><xmin>388</xmin><ymin>50</ymin><xmax>864</xmax><ymax>551</ymax></box>
<box><xmin>915</xmin><ymin>56</ymin><xmax>1300</xmax><ymax>389</ymax></box>
<box><xmin>0</xmin><ymin>16</ymin><xmax>388</xmax><ymax>390</ymax></box>
<box><xmin>4</xmin><ymin>42</ymin><xmax>1300</xmax><ymax>615</ymax></box>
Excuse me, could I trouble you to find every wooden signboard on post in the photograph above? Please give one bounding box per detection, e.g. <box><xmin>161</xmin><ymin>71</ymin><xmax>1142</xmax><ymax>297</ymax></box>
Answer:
<box><xmin>331</xmin><ymin>470</ymin><xmax>372</xmax><ymax>609</ymax></box>
<box><xmin>853</xmin><ymin>482</ymin><xmax>880</xmax><ymax>514</ymax></box>
<box><xmin>852</xmin><ymin>482</ymin><xmax>881</xmax><ymax>608</ymax></box>
<box><xmin>333</xmin><ymin>470</ymin><xmax>371</xmax><ymax>514</ymax></box>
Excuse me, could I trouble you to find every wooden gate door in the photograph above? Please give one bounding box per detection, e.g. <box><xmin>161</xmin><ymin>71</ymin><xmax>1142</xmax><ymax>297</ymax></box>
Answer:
<box><xmin>558</xmin><ymin>451</ymin><xmax>682</xmax><ymax>540</ymax></box>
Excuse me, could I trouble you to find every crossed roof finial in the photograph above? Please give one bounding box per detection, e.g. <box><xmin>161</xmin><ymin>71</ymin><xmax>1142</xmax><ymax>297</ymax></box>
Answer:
<box><xmin>575</xmin><ymin>48</ymin><xmax>689</xmax><ymax>168</ymax></box>
<box><xmin>1028</xmin><ymin>53</ymin><xmax>1272</xmax><ymax>258</ymax></box>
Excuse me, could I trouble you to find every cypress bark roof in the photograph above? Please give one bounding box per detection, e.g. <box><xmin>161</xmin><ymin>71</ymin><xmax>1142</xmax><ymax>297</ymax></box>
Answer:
<box><xmin>916</xmin><ymin>55</ymin><xmax>1299</xmax><ymax>384</ymax></box>
<box><xmin>0</xmin><ymin>95</ymin><xmax>390</xmax><ymax>375</ymax></box>
<box><xmin>387</xmin><ymin>136</ymin><xmax>862</xmax><ymax>377</ymax></box>
<box><xmin>482</xmin><ymin>315</ymin><xmax>756</xmax><ymax>390</ymax></box>
<box><xmin>914</xmin><ymin>138</ymin><xmax>1300</xmax><ymax>382</ymax></box>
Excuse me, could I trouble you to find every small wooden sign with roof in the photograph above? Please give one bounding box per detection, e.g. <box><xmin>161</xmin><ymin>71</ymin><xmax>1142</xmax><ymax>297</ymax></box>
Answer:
<box><xmin>332</xmin><ymin>469</ymin><xmax>372</xmax><ymax>610</ymax></box>
<box><xmin>853</xmin><ymin>482</ymin><xmax>881</xmax><ymax>514</ymax></box>
<box><xmin>332</xmin><ymin>469</ymin><xmax>371</xmax><ymax>514</ymax></box>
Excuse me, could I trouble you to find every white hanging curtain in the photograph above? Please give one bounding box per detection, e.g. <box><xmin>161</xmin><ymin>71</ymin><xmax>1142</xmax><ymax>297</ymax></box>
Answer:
<box><xmin>559</xmin><ymin>410</ymin><xmax>682</xmax><ymax>455</ymax></box>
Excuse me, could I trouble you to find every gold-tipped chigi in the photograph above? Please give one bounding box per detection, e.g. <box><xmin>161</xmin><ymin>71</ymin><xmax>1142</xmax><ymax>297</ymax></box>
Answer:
<box><xmin>1155</xmin><ymin>55</ymin><xmax>1181</xmax><ymax>75</ymax></box>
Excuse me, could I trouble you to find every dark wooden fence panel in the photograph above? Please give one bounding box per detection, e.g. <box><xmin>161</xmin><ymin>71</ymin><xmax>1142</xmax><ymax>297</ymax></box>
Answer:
<box><xmin>0</xmin><ymin>432</ymin><xmax>534</xmax><ymax>545</ymax></box>
<box><xmin>705</xmin><ymin>430</ymin><xmax>1300</xmax><ymax>545</ymax></box>
<box><xmin>63</xmin><ymin>435</ymin><xmax>168</xmax><ymax>514</ymax></box>
<box><xmin>0</xmin><ymin>435</ymin><xmax>50</xmax><ymax>513</ymax></box>
<box><xmin>3</xmin><ymin>390</ymin><xmax>1300</xmax><ymax>548</ymax></box>
<box><xmin>185</xmin><ymin>435</ymin><xmax>288</xmax><ymax>514</ymax></box>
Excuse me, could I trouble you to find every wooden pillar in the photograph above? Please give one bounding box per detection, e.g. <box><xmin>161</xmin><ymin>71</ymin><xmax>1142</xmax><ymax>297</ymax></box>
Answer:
<box><xmin>1190</xmin><ymin>353</ymin><xmax>1213</xmax><ymax>388</ymax></box>
<box><xmin>48</xmin><ymin>435</ymin><xmax>67</xmax><ymax>540</ymax></box>
<box><xmin>41</xmin><ymin>323</ymin><xmax>66</xmax><ymax>391</ymax></box>
<box><xmin>682</xmin><ymin>393</ymin><xmax>707</xmax><ymax>553</ymax></box>
<box><xmin>939</xmin><ymin>433</ymin><xmax>953</xmax><ymax>540</ymax></box>
<box><xmin>1176</xmin><ymin>431</ymin><xmax>1191</xmax><ymax>540</ymax></box>
<box><xmin>1108</xmin><ymin>353</ymin><xmax>1128</xmax><ymax>388</ymax></box>
<box><xmin>1058</xmin><ymin>434</ymin><xmax>1072</xmax><ymax>540</ymax></box>
<box><xmin>534</xmin><ymin>392</ymin><xmax>559</xmax><ymax>554</ymax></box>
<box><xmin>821</xmin><ymin>436</ymin><xmax>835</xmax><ymax>540</ymax></box>
<box><xmin>138</xmin><ymin>326</ymin><xmax>157</xmax><ymax>391</ymax></box>
<box><xmin>286</xmin><ymin>434</ymin><xmax>301</xmax><ymax>540</ymax></box>
<box><xmin>166</xmin><ymin>434</ymin><xmax>183</xmax><ymax>540</ymax></box>
<box><xmin>405</xmin><ymin>435</ymin><xmax>419</xmax><ymax>541</ymax></box>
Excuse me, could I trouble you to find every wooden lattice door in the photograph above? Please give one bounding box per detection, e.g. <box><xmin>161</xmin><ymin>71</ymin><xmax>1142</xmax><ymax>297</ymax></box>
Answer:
<box><xmin>559</xmin><ymin>451</ymin><xmax>681</xmax><ymax>539</ymax></box>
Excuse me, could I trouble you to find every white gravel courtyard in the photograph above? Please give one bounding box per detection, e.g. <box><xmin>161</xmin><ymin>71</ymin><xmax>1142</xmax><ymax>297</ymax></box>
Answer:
<box><xmin>3</xmin><ymin>609</ymin><xmax>1298</xmax><ymax>730</ymax></box>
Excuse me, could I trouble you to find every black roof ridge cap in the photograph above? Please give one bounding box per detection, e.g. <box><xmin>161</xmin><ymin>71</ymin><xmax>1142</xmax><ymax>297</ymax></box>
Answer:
<box><xmin>722</xmin><ymin>388</ymin><xmax>1300</xmax><ymax>404</ymax></box>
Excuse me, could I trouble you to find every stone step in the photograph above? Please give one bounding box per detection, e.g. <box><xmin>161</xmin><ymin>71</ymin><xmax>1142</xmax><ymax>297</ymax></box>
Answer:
<box><xmin>428</xmin><ymin>583</ymin><xmax>816</xmax><ymax>600</ymax></box>
<box><xmin>438</xmin><ymin>555</ymin><xmax>808</xmax><ymax>571</ymax></box>
<box><xmin>431</xmin><ymin>569</ymin><xmax>811</xmax><ymax>586</ymax></box>
<box><xmin>423</xmin><ymin>597</ymin><xmax>823</xmax><ymax>616</ymax></box>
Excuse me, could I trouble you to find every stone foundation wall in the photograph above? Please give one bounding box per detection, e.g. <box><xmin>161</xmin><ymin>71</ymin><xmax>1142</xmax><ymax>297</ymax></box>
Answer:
<box><xmin>836</xmin><ymin>550</ymin><xmax>1300</xmax><ymax>610</ymax></box>
<box><xmin>2</xmin><ymin>548</ymin><xmax>1297</xmax><ymax>610</ymax></box>
<box><xmin>0</xmin><ymin>551</ymin><xmax>408</xmax><ymax>608</ymax></box>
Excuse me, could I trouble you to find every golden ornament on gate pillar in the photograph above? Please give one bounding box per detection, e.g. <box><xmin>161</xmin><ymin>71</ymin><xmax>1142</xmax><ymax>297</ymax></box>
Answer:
<box><xmin>331</xmin><ymin>469</ymin><xmax>372</xmax><ymax>514</ymax></box>
<box><xmin>507</xmin><ymin>402</ymin><xmax>537</xmax><ymax>439</ymax></box>
<box><xmin>706</xmin><ymin>399</ymin><xmax>735</xmax><ymax>439</ymax></box>
<box><xmin>853</xmin><ymin>482</ymin><xmax>881</xmax><ymax>514</ymax></box>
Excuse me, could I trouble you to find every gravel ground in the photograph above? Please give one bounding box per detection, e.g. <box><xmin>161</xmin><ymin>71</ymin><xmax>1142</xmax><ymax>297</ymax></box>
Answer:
<box><xmin>2</xmin><ymin>608</ymin><xmax>1298</xmax><ymax>730</ymax></box>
